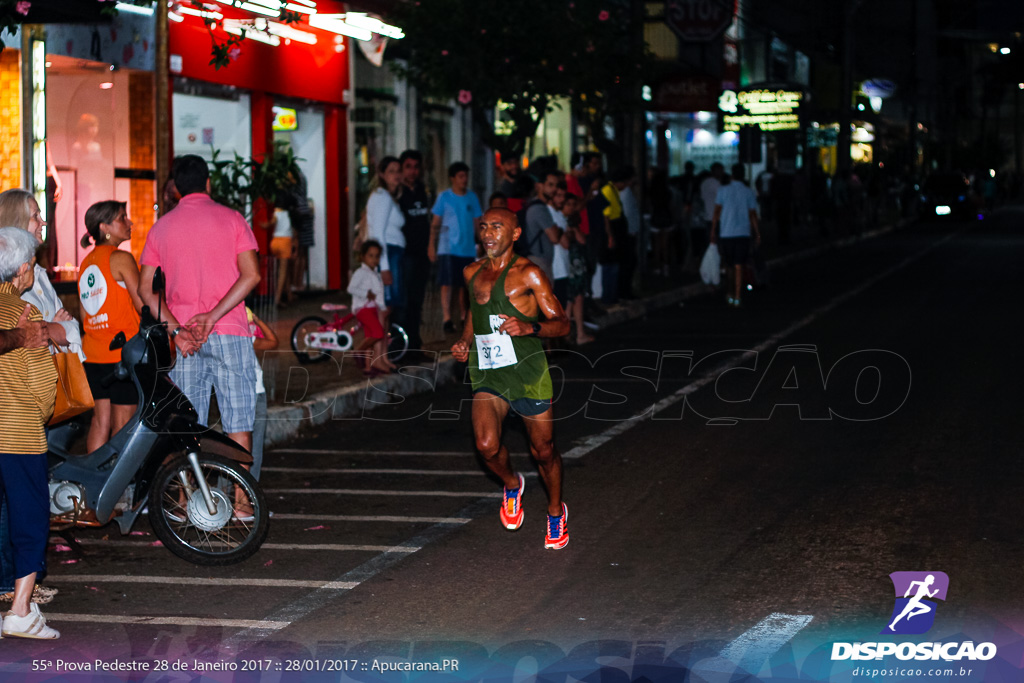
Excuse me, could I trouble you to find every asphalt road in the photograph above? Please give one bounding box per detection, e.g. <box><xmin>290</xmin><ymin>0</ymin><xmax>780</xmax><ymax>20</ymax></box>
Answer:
<box><xmin>3</xmin><ymin>208</ymin><xmax>1022</xmax><ymax>682</ymax></box>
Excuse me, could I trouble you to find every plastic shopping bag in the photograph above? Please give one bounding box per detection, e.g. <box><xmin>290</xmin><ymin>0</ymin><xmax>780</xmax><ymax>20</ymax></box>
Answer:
<box><xmin>700</xmin><ymin>243</ymin><xmax>721</xmax><ymax>286</ymax></box>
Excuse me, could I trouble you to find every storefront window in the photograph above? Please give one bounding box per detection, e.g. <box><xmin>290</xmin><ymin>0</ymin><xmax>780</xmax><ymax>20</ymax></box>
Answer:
<box><xmin>647</xmin><ymin>112</ymin><xmax>739</xmax><ymax>175</ymax></box>
<box><xmin>353</xmin><ymin>97</ymin><xmax>395</xmax><ymax>214</ymax></box>
<box><xmin>273</xmin><ymin>105</ymin><xmax>328</xmax><ymax>290</ymax></box>
<box><xmin>46</xmin><ymin>55</ymin><xmax>155</xmax><ymax>280</ymax></box>
<box><xmin>419</xmin><ymin>102</ymin><xmax>452</xmax><ymax>195</ymax></box>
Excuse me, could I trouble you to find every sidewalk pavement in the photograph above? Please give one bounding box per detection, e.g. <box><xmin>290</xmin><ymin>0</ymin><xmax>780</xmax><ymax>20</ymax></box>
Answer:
<box><xmin>258</xmin><ymin>217</ymin><xmax>907</xmax><ymax>448</ymax></box>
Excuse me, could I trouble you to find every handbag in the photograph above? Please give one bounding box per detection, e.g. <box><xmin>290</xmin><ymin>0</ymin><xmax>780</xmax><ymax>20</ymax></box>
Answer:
<box><xmin>49</xmin><ymin>352</ymin><xmax>95</xmax><ymax>425</ymax></box>
<box><xmin>699</xmin><ymin>243</ymin><xmax>721</xmax><ymax>286</ymax></box>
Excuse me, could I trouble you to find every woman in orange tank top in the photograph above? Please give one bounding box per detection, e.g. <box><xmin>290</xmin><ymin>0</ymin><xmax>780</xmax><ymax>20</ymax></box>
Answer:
<box><xmin>77</xmin><ymin>201</ymin><xmax>144</xmax><ymax>452</ymax></box>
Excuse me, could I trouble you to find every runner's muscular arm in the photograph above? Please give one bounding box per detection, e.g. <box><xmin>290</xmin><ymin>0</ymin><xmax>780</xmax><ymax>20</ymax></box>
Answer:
<box><xmin>497</xmin><ymin>264</ymin><xmax>569</xmax><ymax>338</ymax></box>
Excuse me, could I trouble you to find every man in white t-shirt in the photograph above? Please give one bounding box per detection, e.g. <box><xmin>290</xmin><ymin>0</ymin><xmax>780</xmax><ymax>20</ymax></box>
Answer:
<box><xmin>547</xmin><ymin>182</ymin><xmax>570</xmax><ymax>305</ymax></box>
<box><xmin>710</xmin><ymin>163</ymin><xmax>761</xmax><ymax>308</ymax></box>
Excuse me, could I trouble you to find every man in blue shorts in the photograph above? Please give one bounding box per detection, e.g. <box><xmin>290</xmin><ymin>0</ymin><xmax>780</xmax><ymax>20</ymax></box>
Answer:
<box><xmin>429</xmin><ymin>162</ymin><xmax>483</xmax><ymax>334</ymax></box>
<box><xmin>710</xmin><ymin>163</ymin><xmax>761</xmax><ymax>308</ymax></box>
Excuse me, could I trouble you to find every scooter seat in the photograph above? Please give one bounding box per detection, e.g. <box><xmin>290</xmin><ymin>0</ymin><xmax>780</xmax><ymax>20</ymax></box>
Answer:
<box><xmin>321</xmin><ymin>303</ymin><xmax>349</xmax><ymax>311</ymax></box>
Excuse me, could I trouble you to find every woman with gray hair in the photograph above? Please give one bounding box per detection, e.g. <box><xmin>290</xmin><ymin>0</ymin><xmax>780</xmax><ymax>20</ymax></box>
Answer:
<box><xmin>0</xmin><ymin>226</ymin><xmax>59</xmax><ymax>638</ymax></box>
<box><xmin>0</xmin><ymin>189</ymin><xmax>83</xmax><ymax>358</ymax></box>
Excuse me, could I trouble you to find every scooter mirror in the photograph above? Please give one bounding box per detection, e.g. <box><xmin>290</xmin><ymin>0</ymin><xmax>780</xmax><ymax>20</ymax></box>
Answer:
<box><xmin>109</xmin><ymin>331</ymin><xmax>127</xmax><ymax>351</ymax></box>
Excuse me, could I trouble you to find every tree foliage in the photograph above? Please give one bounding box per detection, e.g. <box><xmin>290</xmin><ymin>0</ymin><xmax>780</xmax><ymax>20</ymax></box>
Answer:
<box><xmin>391</xmin><ymin>0</ymin><xmax>654</xmax><ymax>161</ymax></box>
<box><xmin>209</xmin><ymin>140</ymin><xmax>302</xmax><ymax>218</ymax></box>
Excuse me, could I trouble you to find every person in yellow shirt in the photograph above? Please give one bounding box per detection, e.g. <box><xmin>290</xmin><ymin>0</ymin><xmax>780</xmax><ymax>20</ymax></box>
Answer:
<box><xmin>0</xmin><ymin>227</ymin><xmax>60</xmax><ymax>639</ymax></box>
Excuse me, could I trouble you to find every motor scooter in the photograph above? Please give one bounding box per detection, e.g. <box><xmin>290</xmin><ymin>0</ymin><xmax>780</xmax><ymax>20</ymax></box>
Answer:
<box><xmin>47</xmin><ymin>279</ymin><xmax>269</xmax><ymax>566</ymax></box>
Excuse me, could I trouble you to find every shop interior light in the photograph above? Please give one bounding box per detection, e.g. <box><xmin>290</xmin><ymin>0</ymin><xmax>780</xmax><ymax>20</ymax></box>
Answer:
<box><xmin>223</xmin><ymin>19</ymin><xmax>283</xmax><ymax>45</ymax></box>
<box><xmin>100</xmin><ymin>82</ymin><xmax>114</xmax><ymax>89</ymax></box>
<box><xmin>168</xmin><ymin>10</ymin><xmax>184</xmax><ymax>22</ymax></box>
<box><xmin>695</xmin><ymin>111</ymin><xmax>713</xmax><ymax>123</ymax></box>
<box><xmin>237</xmin><ymin>2</ymin><xmax>280</xmax><ymax>18</ymax></box>
<box><xmin>266</xmin><ymin>21</ymin><xmax>317</xmax><ymax>44</ymax></box>
<box><xmin>225</xmin><ymin>25</ymin><xmax>281</xmax><ymax>45</ymax></box>
<box><xmin>246</xmin><ymin>0</ymin><xmax>283</xmax><ymax>9</ymax></box>
<box><xmin>343</xmin><ymin>12</ymin><xmax>404</xmax><ymax>39</ymax></box>
<box><xmin>288</xmin><ymin>0</ymin><xmax>316</xmax><ymax>6</ymax></box>
<box><xmin>285</xmin><ymin>3</ymin><xmax>316</xmax><ymax>14</ymax></box>
<box><xmin>1000</xmin><ymin>46</ymin><xmax>1011</xmax><ymax>55</ymax></box>
<box><xmin>309</xmin><ymin>14</ymin><xmax>372</xmax><ymax>41</ymax></box>
<box><xmin>115</xmin><ymin>2</ymin><xmax>155</xmax><ymax>16</ymax></box>
<box><xmin>178</xmin><ymin>6</ymin><xmax>224</xmax><ymax>20</ymax></box>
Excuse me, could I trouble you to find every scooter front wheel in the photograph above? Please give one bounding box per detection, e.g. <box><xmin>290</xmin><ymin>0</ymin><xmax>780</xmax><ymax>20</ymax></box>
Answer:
<box><xmin>149</xmin><ymin>453</ymin><xmax>269</xmax><ymax>566</ymax></box>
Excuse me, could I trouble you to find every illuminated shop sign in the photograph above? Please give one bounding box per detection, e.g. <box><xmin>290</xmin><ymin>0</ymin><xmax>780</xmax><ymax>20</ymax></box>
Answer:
<box><xmin>272</xmin><ymin>106</ymin><xmax>298</xmax><ymax>132</ymax></box>
<box><xmin>719</xmin><ymin>89</ymin><xmax>803</xmax><ymax>132</ymax></box>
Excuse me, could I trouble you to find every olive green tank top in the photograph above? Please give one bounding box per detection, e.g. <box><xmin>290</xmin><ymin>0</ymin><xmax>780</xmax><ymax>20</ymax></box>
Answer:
<box><xmin>468</xmin><ymin>255</ymin><xmax>552</xmax><ymax>400</ymax></box>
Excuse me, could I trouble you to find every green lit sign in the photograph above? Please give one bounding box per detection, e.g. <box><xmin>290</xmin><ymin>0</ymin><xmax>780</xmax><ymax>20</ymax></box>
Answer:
<box><xmin>720</xmin><ymin>89</ymin><xmax>803</xmax><ymax>132</ymax></box>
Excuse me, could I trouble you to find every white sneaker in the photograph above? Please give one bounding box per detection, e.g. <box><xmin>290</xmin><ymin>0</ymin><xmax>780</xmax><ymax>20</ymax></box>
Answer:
<box><xmin>2</xmin><ymin>603</ymin><xmax>60</xmax><ymax>639</ymax></box>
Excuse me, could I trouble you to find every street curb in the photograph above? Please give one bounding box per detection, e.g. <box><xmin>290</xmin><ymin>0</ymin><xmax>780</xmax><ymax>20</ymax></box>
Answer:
<box><xmin>263</xmin><ymin>359</ymin><xmax>463</xmax><ymax>447</ymax></box>
<box><xmin>264</xmin><ymin>218</ymin><xmax>908</xmax><ymax>445</ymax></box>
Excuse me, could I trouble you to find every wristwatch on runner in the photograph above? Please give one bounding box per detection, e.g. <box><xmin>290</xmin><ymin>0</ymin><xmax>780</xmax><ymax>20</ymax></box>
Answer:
<box><xmin>529</xmin><ymin>322</ymin><xmax>541</xmax><ymax>337</ymax></box>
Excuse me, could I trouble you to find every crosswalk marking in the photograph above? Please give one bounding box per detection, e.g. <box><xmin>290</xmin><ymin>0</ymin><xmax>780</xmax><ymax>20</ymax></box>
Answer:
<box><xmin>264</xmin><ymin>488</ymin><xmax>502</xmax><ymax>498</ymax></box>
<box><xmin>270</xmin><ymin>449</ymin><xmax>471</xmax><ymax>456</ymax></box>
<box><xmin>697</xmin><ymin>613</ymin><xmax>814</xmax><ymax>678</ymax></box>
<box><xmin>45</xmin><ymin>575</ymin><xmax>359</xmax><ymax>589</ymax></box>
<box><xmin>270</xmin><ymin>513</ymin><xmax>472</xmax><ymax>524</ymax></box>
<box><xmin>262</xmin><ymin>466</ymin><xmax>533</xmax><ymax>476</ymax></box>
<box><xmin>50</xmin><ymin>538</ymin><xmax>421</xmax><ymax>553</ymax></box>
<box><xmin>46</xmin><ymin>613</ymin><xmax>291</xmax><ymax>629</ymax></box>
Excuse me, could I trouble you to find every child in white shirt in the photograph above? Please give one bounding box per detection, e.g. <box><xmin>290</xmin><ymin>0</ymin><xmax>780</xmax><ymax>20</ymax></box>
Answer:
<box><xmin>347</xmin><ymin>240</ymin><xmax>395</xmax><ymax>375</ymax></box>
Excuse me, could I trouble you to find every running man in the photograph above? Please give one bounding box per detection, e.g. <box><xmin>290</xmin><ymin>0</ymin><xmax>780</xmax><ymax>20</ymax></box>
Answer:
<box><xmin>451</xmin><ymin>208</ymin><xmax>571</xmax><ymax>549</ymax></box>
<box><xmin>888</xmin><ymin>574</ymin><xmax>939</xmax><ymax>631</ymax></box>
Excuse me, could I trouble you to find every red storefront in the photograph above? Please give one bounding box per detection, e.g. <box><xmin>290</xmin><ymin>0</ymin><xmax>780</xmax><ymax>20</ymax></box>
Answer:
<box><xmin>168</xmin><ymin>2</ymin><xmax>352</xmax><ymax>289</ymax></box>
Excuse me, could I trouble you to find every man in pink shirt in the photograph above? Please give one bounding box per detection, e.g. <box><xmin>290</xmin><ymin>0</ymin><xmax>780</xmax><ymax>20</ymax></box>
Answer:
<box><xmin>139</xmin><ymin>155</ymin><xmax>261</xmax><ymax>457</ymax></box>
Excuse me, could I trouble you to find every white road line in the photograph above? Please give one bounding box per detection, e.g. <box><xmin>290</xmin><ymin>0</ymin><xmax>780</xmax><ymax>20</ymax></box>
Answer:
<box><xmin>262</xmin><ymin>466</ymin><xmax>532</xmax><ymax>477</ymax></box>
<box><xmin>51</xmin><ymin>538</ymin><xmax>420</xmax><ymax>553</ymax></box>
<box><xmin>47</xmin><ymin>613</ymin><xmax>290</xmax><ymax>629</ymax></box>
<box><xmin>562</xmin><ymin>233</ymin><xmax>956</xmax><ymax>461</ymax></box>
<box><xmin>270</xmin><ymin>449</ymin><xmax>471</xmax><ymax>456</ymax></box>
<box><xmin>270</xmin><ymin>513</ymin><xmax>472</xmax><ymax>524</ymax></box>
<box><xmin>559</xmin><ymin>378</ymin><xmax>652</xmax><ymax>383</ymax></box>
<box><xmin>264</xmin><ymin>488</ymin><xmax>502</xmax><ymax>498</ymax></box>
<box><xmin>221</xmin><ymin>499</ymin><xmax>493</xmax><ymax>651</ymax></box>
<box><xmin>697</xmin><ymin>613</ymin><xmax>814</xmax><ymax>678</ymax></box>
<box><xmin>45</xmin><ymin>575</ymin><xmax>358</xmax><ymax>589</ymax></box>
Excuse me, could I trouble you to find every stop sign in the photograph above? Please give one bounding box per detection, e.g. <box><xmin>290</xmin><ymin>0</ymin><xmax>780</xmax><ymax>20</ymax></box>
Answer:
<box><xmin>665</xmin><ymin>0</ymin><xmax>734</xmax><ymax>42</ymax></box>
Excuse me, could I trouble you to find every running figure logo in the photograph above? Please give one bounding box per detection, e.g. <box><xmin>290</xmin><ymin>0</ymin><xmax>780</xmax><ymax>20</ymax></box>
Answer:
<box><xmin>882</xmin><ymin>571</ymin><xmax>949</xmax><ymax>635</ymax></box>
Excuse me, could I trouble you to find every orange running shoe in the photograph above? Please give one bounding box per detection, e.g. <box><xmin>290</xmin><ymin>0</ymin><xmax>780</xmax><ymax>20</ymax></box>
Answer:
<box><xmin>544</xmin><ymin>502</ymin><xmax>569</xmax><ymax>549</ymax></box>
<box><xmin>500</xmin><ymin>473</ymin><xmax>525</xmax><ymax>530</ymax></box>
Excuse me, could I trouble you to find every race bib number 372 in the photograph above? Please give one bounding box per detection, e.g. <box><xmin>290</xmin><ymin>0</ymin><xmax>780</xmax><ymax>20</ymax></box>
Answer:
<box><xmin>475</xmin><ymin>332</ymin><xmax>518</xmax><ymax>370</ymax></box>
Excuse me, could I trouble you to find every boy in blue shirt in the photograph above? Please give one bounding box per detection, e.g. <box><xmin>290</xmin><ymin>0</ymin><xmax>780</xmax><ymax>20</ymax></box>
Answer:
<box><xmin>429</xmin><ymin>162</ymin><xmax>483</xmax><ymax>334</ymax></box>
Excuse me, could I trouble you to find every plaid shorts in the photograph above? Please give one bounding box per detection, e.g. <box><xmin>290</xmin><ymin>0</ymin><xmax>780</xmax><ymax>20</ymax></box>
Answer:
<box><xmin>170</xmin><ymin>333</ymin><xmax>257</xmax><ymax>433</ymax></box>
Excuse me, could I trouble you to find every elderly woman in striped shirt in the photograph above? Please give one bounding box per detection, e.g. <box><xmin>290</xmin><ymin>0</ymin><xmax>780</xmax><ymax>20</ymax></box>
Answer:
<box><xmin>0</xmin><ymin>227</ymin><xmax>60</xmax><ymax>639</ymax></box>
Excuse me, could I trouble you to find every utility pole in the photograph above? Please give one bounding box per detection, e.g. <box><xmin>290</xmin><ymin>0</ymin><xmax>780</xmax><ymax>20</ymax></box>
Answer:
<box><xmin>908</xmin><ymin>0</ymin><xmax>918</xmax><ymax>174</ymax></box>
<box><xmin>155</xmin><ymin>0</ymin><xmax>170</xmax><ymax>215</ymax></box>
<box><xmin>631</xmin><ymin>0</ymin><xmax>647</xmax><ymax>275</ymax></box>
<box><xmin>837</xmin><ymin>0</ymin><xmax>863</xmax><ymax>176</ymax></box>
